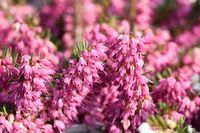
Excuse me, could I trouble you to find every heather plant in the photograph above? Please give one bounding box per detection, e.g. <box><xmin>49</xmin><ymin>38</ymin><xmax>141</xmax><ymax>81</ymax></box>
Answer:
<box><xmin>0</xmin><ymin>47</ymin><xmax>18</xmax><ymax>90</ymax></box>
<box><xmin>78</xmin><ymin>33</ymin><xmax>155</xmax><ymax>132</ymax></box>
<box><xmin>0</xmin><ymin>0</ymin><xmax>200</xmax><ymax>132</ymax></box>
<box><xmin>153</xmin><ymin>71</ymin><xmax>200</xmax><ymax>125</ymax></box>
<box><xmin>0</xmin><ymin>21</ymin><xmax>62</xmax><ymax>68</ymax></box>
<box><xmin>48</xmin><ymin>41</ymin><xmax>107</xmax><ymax>131</ymax></box>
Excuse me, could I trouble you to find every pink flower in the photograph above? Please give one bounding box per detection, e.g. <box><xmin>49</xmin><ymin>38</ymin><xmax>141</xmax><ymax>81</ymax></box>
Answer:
<box><xmin>0</xmin><ymin>57</ymin><xmax>18</xmax><ymax>90</ymax></box>
<box><xmin>6</xmin><ymin>55</ymin><xmax>55</xmax><ymax>117</ymax></box>
<box><xmin>84</xmin><ymin>24</ymin><xmax>118</xmax><ymax>45</ymax></box>
<box><xmin>49</xmin><ymin>42</ymin><xmax>107</xmax><ymax>128</ymax></box>
<box><xmin>0</xmin><ymin>116</ymin><xmax>12</xmax><ymax>132</ymax></box>
<box><xmin>176</xmin><ymin>24</ymin><xmax>200</xmax><ymax>48</ymax></box>
<box><xmin>147</xmin><ymin>42</ymin><xmax>179</xmax><ymax>72</ymax></box>
<box><xmin>0</xmin><ymin>21</ymin><xmax>61</xmax><ymax>68</ymax></box>
<box><xmin>153</xmin><ymin>71</ymin><xmax>200</xmax><ymax>123</ymax></box>
<box><xmin>182</xmin><ymin>48</ymin><xmax>200</xmax><ymax>73</ymax></box>
<box><xmin>81</xmin><ymin>34</ymin><xmax>154</xmax><ymax>132</ymax></box>
<box><xmin>108</xmin><ymin>0</ymin><xmax>127</xmax><ymax>16</ymax></box>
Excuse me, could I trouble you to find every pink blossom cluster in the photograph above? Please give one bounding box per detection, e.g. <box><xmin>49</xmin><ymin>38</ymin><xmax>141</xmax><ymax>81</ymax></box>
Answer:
<box><xmin>0</xmin><ymin>0</ymin><xmax>200</xmax><ymax>132</ymax></box>
<box><xmin>0</xmin><ymin>20</ymin><xmax>62</xmax><ymax>68</ymax></box>
<box><xmin>153</xmin><ymin>72</ymin><xmax>200</xmax><ymax>121</ymax></box>
<box><xmin>0</xmin><ymin>54</ymin><xmax>55</xmax><ymax>132</ymax></box>
<box><xmin>176</xmin><ymin>24</ymin><xmax>200</xmax><ymax>48</ymax></box>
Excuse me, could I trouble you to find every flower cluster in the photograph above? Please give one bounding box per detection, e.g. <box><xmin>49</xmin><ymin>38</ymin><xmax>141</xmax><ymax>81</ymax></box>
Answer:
<box><xmin>0</xmin><ymin>21</ymin><xmax>62</xmax><ymax>68</ymax></box>
<box><xmin>0</xmin><ymin>0</ymin><xmax>200</xmax><ymax>132</ymax></box>
<box><xmin>153</xmin><ymin>71</ymin><xmax>200</xmax><ymax>123</ymax></box>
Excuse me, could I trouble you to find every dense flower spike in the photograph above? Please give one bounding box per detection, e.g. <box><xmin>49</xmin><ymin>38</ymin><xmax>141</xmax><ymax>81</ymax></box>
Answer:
<box><xmin>153</xmin><ymin>72</ymin><xmax>200</xmax><ymax>123</ymax></box>
<box><xmin>6</xmin><ymin>55</ymin><xmax>55</xmax><ymax>117</ymax></box>
<box><xmin>81</xmin><ymin>34</ymin><xmax>155</xmax><ymax>132</ymax></box>
<box><xmin>49</xmin><ymin>42</ymin><xmax>107</xmax><ymax>130</ymax></box>
<box><xmin>105</xmin><ymin>34</ymin><xmax>155</xmax><ymax>132</ymax></box>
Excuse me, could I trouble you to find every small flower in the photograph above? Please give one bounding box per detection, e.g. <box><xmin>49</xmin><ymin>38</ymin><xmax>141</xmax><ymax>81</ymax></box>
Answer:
<box><xmin>0</xmin><ymin>56</ymin><xmax>18</xmax><ymax>89</ymax></box>
<box><xmin>6</xmin><ymin>55</ymin><xmax>55</xmax><ymax>117</ymax></box>
<box><xmin>49</xmin><ymin>42</ymin><xmax>107</xmax><ymax>128</ymax></box>
<box><xmin>153</xmin><ymin>71</ymin><xmax>200</xmax><ymax>122</ymax></box>
<box><xmin>81</xmin><ymin>34</ymin><xmax>155</xmax><ymax>132</ymax></box>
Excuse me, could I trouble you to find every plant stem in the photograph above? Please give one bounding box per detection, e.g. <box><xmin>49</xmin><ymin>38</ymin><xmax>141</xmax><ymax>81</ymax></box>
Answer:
<box><xmin>74</xmin><ymin>0</ymin><xmax>83</xmax><ymax>43</ymax></box>
<box><xmin>130</xmin><ymin>0</ymin><xmax>136</xmax><ymax>32</ymax></box>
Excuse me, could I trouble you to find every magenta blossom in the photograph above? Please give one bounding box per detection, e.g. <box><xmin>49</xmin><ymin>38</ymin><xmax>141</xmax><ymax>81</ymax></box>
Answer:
<box><xmin>6</xmin><ymin>55</ymin><xmax>55</xmax><ymax>117</ymax></box>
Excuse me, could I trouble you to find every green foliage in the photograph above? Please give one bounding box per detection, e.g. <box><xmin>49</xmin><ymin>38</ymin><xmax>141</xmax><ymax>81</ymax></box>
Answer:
<box><xmin>147</xmin><ymin>115</ymin><xmax>168</xmax><ymax>130</ymax></box>
<box><xmin>49</xmin><ymin>73</ymin><xmax>62</xmax><ymax>88</ymax></box>
<box><xmin>0</xmin><ymin>46</ymin><xmax>19</xmax><ymax>66</ymax></box>
<box><xmin>192</xmin><ymin>0</ymin><xmax>200</xmax><ymax>15</ymax></box>
<box><xmin>41</xmin><ymin>28</ymin><xmax>63</xmax><ymax>51</ymax></box>
<box><xmin>26</xmin><ymin>14</ymin><xmax>40</xmax><ymax>27</ymax></box>
<box><xmin>156</xmin><ymin>102</ymin><xmax>177</xmax><ymax>115</ymax></box>
<box><xmin>0</xmin><ymin>104</ymin><xmax>15</xmax><ymax>117</ymax></box>
<box><xmin>41</xmin><ymin>28</ymin><xmax>52</xmax><ymax>39</ymax></box>
<box><xmin>1</xmin><ymin>46</ymin><xmax>11</xmax><ymax>58</ymax></box>
<box><xmin>102</xmin><ymin>0</ymin><xmax>110</xmax><ymax>7</ymax></box>
<box><xmin>12</xmin><ymin>50</ymin><xmax>19</xmax><ymax>67</ymax></box>
<box><xmin>156</xmin><ymin>67</ymin><xmax>172</xmax><ymax>80</ymax></box>
<box><xmin>72</xmin><ymin>41</ymin><xmax>89</xmax><ymax>60</ymax></box>
<box><xmin>176</xmin><ymin>119</ymin><xmax>196</xmax><ymax>133</ymax></box>
<box><xmin>0</xmin><ymin>106</ymin><xmax>8</xmax><ymax>116</ymax></box>
<box><xmin>148</xmin><ymin>67</ymin><xmax>172</xmax><ymax>90</ymax></box>
<box><xmin>12</xmin><ymin>0</ymin><xmax>26</xmax><ymax>4</ymax></box>
<box><xmin>29</xmin><ymin>53</ymin><xmax>34</xmax><ymax>66</ymax></box>
<box><xmin>62</xmin><ymin>57</ymin><xmax>69</xmax><ymax>68</ymax></box>
<box><xmin>147</xmin><ymin>115</ymin><xmax>196</xmax><ymax>133</ymax></box>
<box><xmin>148</xmin><ymin>101</ymin><xmax>194</xmax><ymax>132</ymax></box>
